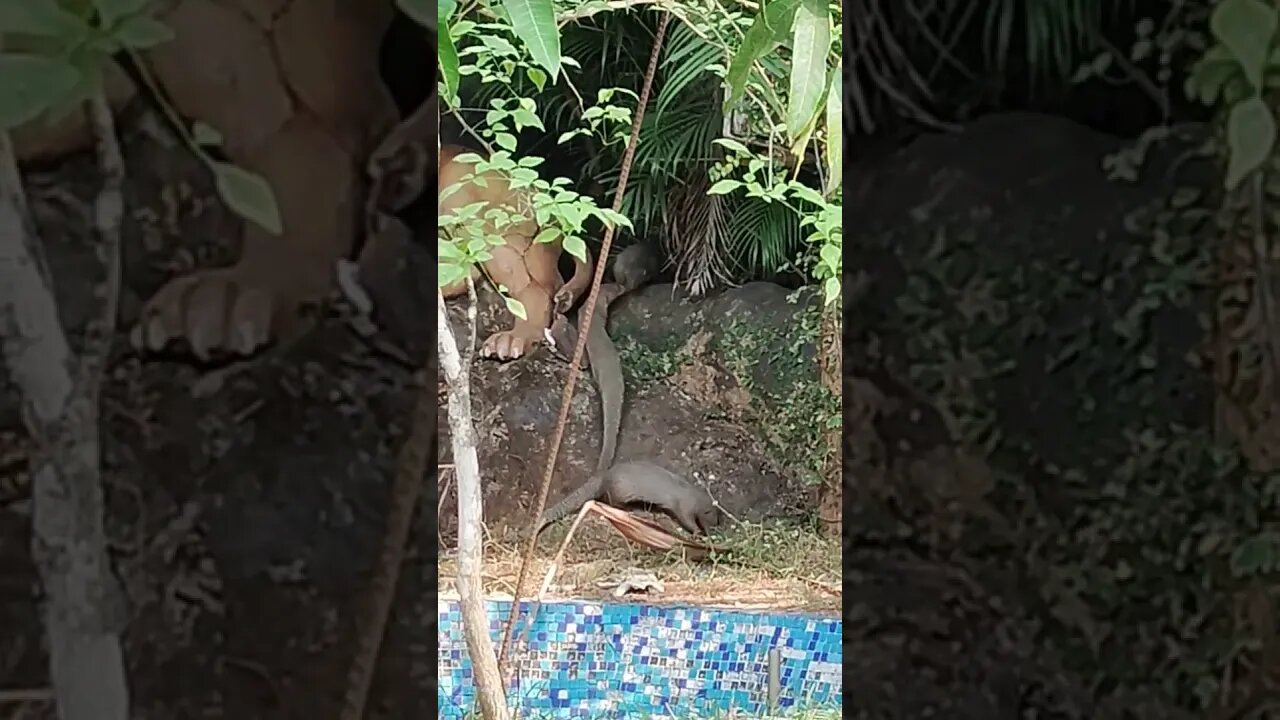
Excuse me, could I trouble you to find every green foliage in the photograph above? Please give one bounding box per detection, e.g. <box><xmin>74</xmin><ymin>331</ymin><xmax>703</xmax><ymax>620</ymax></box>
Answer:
<box><xmin>0</xmin><ymin>54</ymin><xmax>81</xmax><ymax>128</ymax></box>
<box><xmin>707</xmin><ymin>139</ymin><xmax>841</xmax><ymax>305</ymax></box>
<box><xmin>0</xmin><ymin>0</ymin><xmax>281</xmax><ymax>235</ymax></box>
<box><xmin>1183</xmin><ymin>0</ymin><xmax>1280</xmax><ymax>190</ymax></box>
<box><xmin>716</xmin><ymin>0</ymin><xmax>841</xmax><ymax>295</ymax></box>
<box><xmin>785</xmin><ymin>0</ymin><xmax>831</xmax><ymax>141</ymax></box>
<box><xmin>722</xmin><ymin>0</ymin><xmax>802</xmax><ymax>116</ymax></box>
<box><xmin>437</xmin><ymin>148</ymin><xmax>630</xmax><ymax>300</ymax></box>
<box><xmin>436</xmin><ymin>3</ymin><xmax>633</xmax><ymax>315</ymax></box>
<box><xmin>499</xmin><ymin>0</ymin><xmax>560</xmax><ymax>83</ymax></box>
<box><xmin>469</xmin><ymin>2</ymin><xmax>839</xmax><ymax>291</ymax></box>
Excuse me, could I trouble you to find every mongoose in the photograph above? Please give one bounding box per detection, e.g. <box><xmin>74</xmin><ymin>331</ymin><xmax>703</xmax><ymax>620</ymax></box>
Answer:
<box><xmin>547</xmin><ymin>243</ymin><xmax>658</xmax><ymax>470</ymax></box>
<box><xmin>548</xmin><ymin>283</ymin><xmax>625</xmax><ymax>470</ymax></box>
<box><xmin>532</xmin><ymin>461</ymin><xmax>721</xmax><ymax>537</ymax></box>
<box><xmin>612</xmin><ymin>241</ymin><xmax>660</xmax><ymax>292</ymax></box>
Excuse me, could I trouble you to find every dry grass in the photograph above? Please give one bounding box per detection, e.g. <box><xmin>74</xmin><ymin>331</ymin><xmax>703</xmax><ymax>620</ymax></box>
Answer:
<box><xmin>438</xmin><ymin>515</ymin><xmax>840</xmax><ymax>614</ymax></box>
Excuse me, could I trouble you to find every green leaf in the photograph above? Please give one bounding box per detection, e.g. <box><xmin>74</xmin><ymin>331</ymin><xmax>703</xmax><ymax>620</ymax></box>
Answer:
<box><xmin>396</xmin><ymin>0</ymin><xmax>434</xmax><ymax>28</ymax></box>
<box><xmin>786</xmin><ymin>0</ymin><xmax>830</xmax><ymax>141</ymax></box>
<box><xmin>438</xmin><ymin>238</ymin><xmax>465</xmax><ymax>259</ymax></box>
<box><xmin>819</xmin><ymin>242</ymin><xmax>839</xmax><ymax>270</ymax></box>
<box><xmin>1225</xmin><ymin>95</ymin><xmax>1277</xmax><ymax>189</ymax></box>
<box><xmin>438</xmin><ymin>261</ymin><xmax>468</xmax><ymax>288</ymax></box>
<box><xmin>0</xmin><ymin>2</ymin><xmax>88</xmax><ymax>38</ymax></box>
<box><xmin>712</xmin><ymin>137</ymin><xmax>752</xmax><ymax>155</ymax></box>
<box><xmin>822</xmin><ymin>276</ymin><xmax>839</xmax><ymax>305</ymax></box>
<box><xmin>438</xmin><ymin>21</ymin><xmax>461</xmax><ymax>102</ymax></box>
<box><xmin>112</xmin><ymin>15</ymin><xmax>174</xmax><ymax>49</ymax></box>
<box><xmin>0</xmin><ymin>54</ymin><xmax>82</xmax><ymax>130</ymax></box>
<box><xmin>495</xmin><ymin>131</ymin><xmax>518</xmax><ymax>152</ymax></box>
<box><xmin>823</xmin><ymin>60</ymin><xmax>842</xmax><ymax>197</ymax></box>
<box><xmin>501</xmin><ymin>0</ymin><xmax>560</xmax><ymax>82</ymax></box>
<box><xmin>480</xmin><ymin>34</ymin><xmax>519</xmax><ymax>57</ymax></box>
<box><xmin>39</xmin><ymin>58</ymin><xmax>104</xmax><ymax>126</ymax></box>
<box><xmin>1211</xmin><ymin>0</ymin><xmax>1278</xmax><ymax>90</ymax></box>
<box><xmin>527</xmin><ymin>67</ymin><xmax>547</xmax><ymax>91</ymax></box>
<box><xmin>191</xmin><ymin>121</ymin><xmax>222</xmax><ymax>146</ymax></box>
<box><xmin>95</xmin><ymin>0</ymin><xmax>150</xmax><ymax>27</ymax></box>
<box><xmin>505</xmin><ymin>296</ymin><xmax>527</xmax><ymax>320</ymax></box>
<box><xmin>212</xmin><ymin>162</ymin><xmax>283</xmax><ymax>235</ymax></box>
<box><xmin>595</xmin><ymin>208</ymin><xmax>630</xmax><ymax>228</ymax></box>
<box><xmin>1232</xmin><ymin>533</ymin><xmax>1280</xmax><ymax>576</ymax></box>
<box><xmin>533</xmin><ymin>227</ymin><xmax>561</xmax><ymax>244</ymax></box>
<box><xmin>789</xmin><ymin>182</ymin><xmax>826</xmax><ymax>207</ymax></box>
<box><xmin>788</xmin><ymin>93</ymin><xmax>822</xmax><ymax>165</ymax></box>
<box><xmin>723</xmin><ymin>0</ymin><xmax>803</xmax><ymax>114</ymax></box>
<box><xmin>708</xmin><ymin>179</ymin><xmax>741</xmax><ymax>195</ymax></box>
<box><xmin>562</xmin><ymin>235</ymin><xmax>587</xmax><ymax>261</ymax></box>
<box><xmin>1186</xmin><ymin>47</ymin><xmax>1238</xmax><ymax>105</ymax></box>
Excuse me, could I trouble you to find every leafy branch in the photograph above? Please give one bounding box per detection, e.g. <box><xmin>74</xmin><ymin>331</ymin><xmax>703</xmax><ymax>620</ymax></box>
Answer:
<box><xmin>0</xmin><ymin>0</ymin><xmax>282</xmax><ymax>234</ymax></box>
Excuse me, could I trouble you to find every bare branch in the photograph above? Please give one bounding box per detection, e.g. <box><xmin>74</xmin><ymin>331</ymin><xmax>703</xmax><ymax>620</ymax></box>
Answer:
<box><xmin>438</xmin><ymin>289</ymin><xmax>510</xmax><ymax>720</ymax></box>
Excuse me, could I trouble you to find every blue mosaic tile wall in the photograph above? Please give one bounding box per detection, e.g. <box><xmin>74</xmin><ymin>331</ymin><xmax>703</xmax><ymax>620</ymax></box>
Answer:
<box><xmin>438</xmin><ymin>598</ymin><xmax>842</xmax><ymax>718</ymax></box>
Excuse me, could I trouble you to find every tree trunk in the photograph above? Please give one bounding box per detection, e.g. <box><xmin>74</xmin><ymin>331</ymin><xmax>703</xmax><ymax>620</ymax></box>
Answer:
<box><xmin>437</xmin><ymin>289</ymin><xmax>509</xmax><ymax>720</ymax></box>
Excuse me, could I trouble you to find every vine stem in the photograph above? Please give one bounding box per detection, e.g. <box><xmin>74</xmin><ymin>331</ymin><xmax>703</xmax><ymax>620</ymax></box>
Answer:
<box><xmin>496</xmin><ymin>8</ymin><xmax>673</xmax><ymax>671</ymax></box>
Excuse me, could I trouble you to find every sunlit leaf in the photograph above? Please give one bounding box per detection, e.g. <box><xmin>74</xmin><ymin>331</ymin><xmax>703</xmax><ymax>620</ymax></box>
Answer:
<box><xmin>708</xmin><ymin>179</ymin><xmax>742</xmax><ymax>195</ymax></box>
<box><xmin>786</xmin><ymin>0</ymin><xmax>830</xmax><ymax>140</ymax></box>
<box><xmin>823</xmin><ymin>60</ymin><xmax>842</xmax><ymax>197</ymax></box>
<box><xmin>501</xmin><ymin>0</ymin><xmax>560</xmax><ymax>82</ymax></box>
<box><xmin>563</xmin><ymin>235</ymin><xmax>587</xmax><ymax>261</ymax></box>
<box><xmin>505</xmin><ymin>296</ymin><xmax>527</xmax><ymax>319</ymax></box>
<box><xmin>439</xmin><ymin>261</ymin><xmax>468</xmax><ymax>288</ymax></box>
<box><xmin>723</xmin><ymin>0</ymin><xmax>802</xmax><ymax>114</ymax></box>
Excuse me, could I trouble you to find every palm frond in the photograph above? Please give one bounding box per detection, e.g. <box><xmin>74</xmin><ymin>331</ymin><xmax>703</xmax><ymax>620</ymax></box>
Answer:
<box><xmin>665</xmin><ymin>168</ymin><xmax>734</xmax><ymax>295</ymax></box>
<box><xmin>723</xmin><ymin>195</ymin><xmax>807</xmax><ymax>279</ymax></box>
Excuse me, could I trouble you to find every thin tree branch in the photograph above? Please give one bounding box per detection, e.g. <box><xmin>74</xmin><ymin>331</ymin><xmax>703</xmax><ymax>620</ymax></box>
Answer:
<box><xmin>0</xmin><ymin>86</ymin><xmax>131</xmax><ymax>720</ymax></box>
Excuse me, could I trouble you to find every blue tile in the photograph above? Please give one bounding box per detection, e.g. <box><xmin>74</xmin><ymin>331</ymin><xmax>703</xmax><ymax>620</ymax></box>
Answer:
<box><xmin>437</xmin><ymin>598</ymin><xmax>841</xmax><ymax>718</ymax></box>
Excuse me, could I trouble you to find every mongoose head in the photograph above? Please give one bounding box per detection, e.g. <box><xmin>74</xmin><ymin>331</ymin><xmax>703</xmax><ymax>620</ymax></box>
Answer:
<box><xmin>545</xmin><ymin>314</ymin><xmax>577</xmax><ymax>357</ymax></box>
<box><xmin>694</xmin><ymin>504</ymin><xmax>722</xmax><ymax>535</ymax></box>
